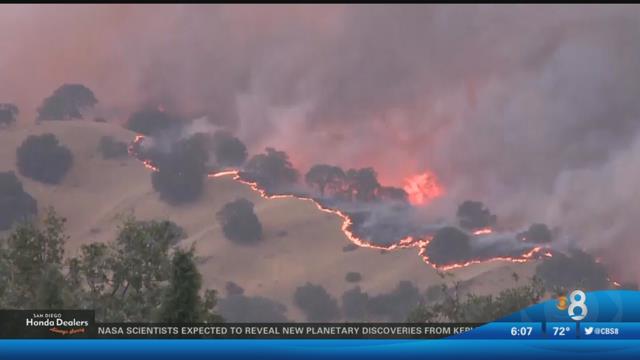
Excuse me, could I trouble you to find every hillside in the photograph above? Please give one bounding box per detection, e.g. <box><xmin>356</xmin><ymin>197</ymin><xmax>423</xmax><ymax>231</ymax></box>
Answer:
<box><xmin>0</xmin><ymin>120</ymin><xmax>536</xmax><ymax>321</ymax></box>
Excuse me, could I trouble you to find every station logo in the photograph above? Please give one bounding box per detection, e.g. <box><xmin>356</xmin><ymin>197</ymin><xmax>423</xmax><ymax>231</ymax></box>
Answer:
<box><xmin>556</xmin><ymin>290</ymin><xmax>588</xmax><ymax>321</ymax></box>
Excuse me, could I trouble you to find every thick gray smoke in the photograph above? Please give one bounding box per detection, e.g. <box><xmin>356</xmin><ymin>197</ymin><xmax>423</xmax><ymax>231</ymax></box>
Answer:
<box><xmin>2</xmin><ymin>5</ymin><xmax>640</xmax><ymax>280</ymax></box>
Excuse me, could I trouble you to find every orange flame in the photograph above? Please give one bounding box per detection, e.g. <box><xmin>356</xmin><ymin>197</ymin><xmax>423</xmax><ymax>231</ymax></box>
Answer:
<box><xmin>473</xmin><ymin>228</ymin><xmax>493</xmax><ymax>236</ymax></box>
<box><xmin>403</xmin><ymin>171</ymin><xmax>443</xmax><ymax>206</ymax></box>
<box><xmin>420</xmin><ymin>244</ymin><xmax>548</xmax><ymax>271</ymax></box>
<box><xmin>128</xmin><ymin>135</ymin><xmax>159</xmax><ymax>172</ymax></box>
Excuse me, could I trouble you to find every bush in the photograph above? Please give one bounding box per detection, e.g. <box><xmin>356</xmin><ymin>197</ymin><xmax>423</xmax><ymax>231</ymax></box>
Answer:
<box><xmin>293</xmin><ymin>283</ymin><xmax>340</xmax><ymax>321</ymax></box>
<box><xmin>0</xmin><ymin>103</ymin><xmax>18</xmax><ymax>127</ymax></box>
<box><xmin>98</xmin><ymin>136</ymin><xmax>128</xmax><ymax>159</ymax></box>
<box><xmin>151</xmin><ymin>137</ymin><xmax>208</xmax><ymax>204</ymax></box>
<box><xmin>37</xmin><ymin>84</ymin><xmax>97</xmax><ymax>121</ymax></box>
<box><xmin>16</xmin><ymin>134</ymin><xmax>73</xmax><ymax>184</ymax></box>
<box><xmin>216</xmin><ymin>198</ymin><xmax>263</xmax><ymax>245</ymax></box>
<box><xmin>0</xmin><ymin>171</ymin><xmax>37</xmax><ymax>230</ymax></box>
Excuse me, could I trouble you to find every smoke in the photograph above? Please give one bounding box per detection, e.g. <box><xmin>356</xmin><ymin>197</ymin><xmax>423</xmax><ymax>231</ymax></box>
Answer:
<box><xmin>3</xmin><ymin>5</ymin><xmax>640</xmax><ymax>280</ymax></box>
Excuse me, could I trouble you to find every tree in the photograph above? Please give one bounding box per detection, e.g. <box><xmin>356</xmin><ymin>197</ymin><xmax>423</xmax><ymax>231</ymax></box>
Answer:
<box><xmin>345</xmin><ymin>168</ymin><xmax>381</xmax><ymax>202</ymax></box>
<box><xmin>69</xmin><ymin>216</ymin><xmax>197</xmax><ymax>322</ymax></box>
<box><xmin>126</xmin><ymin>109</ymin><xmax>178</xmax><ymax>135</ymax></box>
<box><xmin>98</xmin><ymin>136</ymin><xmax>128</xmax><ymax>159</ymax></box>
<box><xmin>0</xmin><ymin>171</ymin><xmax>37</xmax><ymax>230</ymax></box>
<box><xmin>424</xmin><ymin>226</ymin><xmax>472</xmax><ymax>265</ymax></box>
<box><xmin>157</xmin><ymin>249</ymin><xmax>222</xmax><ymax>323</ymax></box>
<box><xmin>217</xmin><ymin>294</ymin><xmax>288</xmax><ymax>323</ymax></box>
<box><xmin>35</xmin><ymin>265</ymin><xmax>66</xmax><ymax>309</ymax></box>
<box><xmin>345</xmin><ymin>272</ymin><xmax>362</xmax><ymax>283</ymax></box>
<box><xmin>216</xmin><ymin>199</ymin><xmax>263</xmax><ymax>245</ymax></box>
<box><xmin>305</xmin><ymin>164</ymin><xmax>346</xmax><ymax>197</ymax></box>
<box><xmin>0</xmin><ymin>210</ymin><xmax>223</xmax><ymax>322</ymax></box>
<box><xmin>519</xmin><ymin>223</ymin><xmax>553</xmax><ymax>243</ymax></box>
<box><xmin>241</xmin><ymin>148</ymin><xmax>299</xmax><ymax>193</ymax></box>
<box><xmin>293</xmin><ymin>283</ymin><xmax>341</xmax><ymax>322</ymax></box>
<box><xmin>367</xmin><ymin>281</ymin><xmax>421</xmax><ymax>322</ymax></box>
<box><xmin>407</xmin><ymin>277</ymin><xmax>545</xmax><ymax>323</ymax></box>
<box><xmin>535</xmin><ymin>249</ymin><xmax>609</xmax><ymax>292</ymax></box>
<box><xmin>211</xmin><ymin>131</ymin><xmax>248</xmax><ymax>168</ymax></box>
<box><xmin>151</xmin><ymin>136</ymin><xmax>208</xmax><ymax>204</ymax></box>
<box><xmin>378</xmin><ymin>186</ymin><xmax>409</xmax><ymax>203</ymax></box>
<box><xmin>37</xmin><ymin>84</ymin><xmax>97</xmax><ymax>121</ymax></box>
<box><xmin>0</xmin><ymin>103</ymin><xmax>18</xmax><ymax>127</ymax></box>
<box><xmin>341</xmin><ymin>286</ymin><xmax>369</xmax><ymax>321</ymax></box>
<box><xmin>16</xmin><ymin>133</ymin><xmax>73</xmax><ymax>184</ymax></box>
<box><xmin>1</xmin><ymin>208</ymin><xmax>67</xmax><ymax>308</ymax></box>
<box><xmin>457</xmin><ymin>200</ymin><xmax>497</xmax><ymax>230</ymax></box>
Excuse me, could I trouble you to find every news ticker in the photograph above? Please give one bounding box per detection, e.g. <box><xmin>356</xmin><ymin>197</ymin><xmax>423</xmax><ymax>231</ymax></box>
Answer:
<box><xmin>2</xmin><ymin>309</ymin><xmax>640</xmax><ymax>340</ymax></box>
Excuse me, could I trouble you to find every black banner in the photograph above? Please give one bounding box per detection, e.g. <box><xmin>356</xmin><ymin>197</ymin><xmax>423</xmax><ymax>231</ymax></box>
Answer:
<box><xmin>0</xmin><ymin>310</ymin><xmax>480</xmax><ymax>339</ymax></box>
<box><xmin>0</xmin><ymin>310</ymin><xmax>95</xmax><ymax>338</ymax></box>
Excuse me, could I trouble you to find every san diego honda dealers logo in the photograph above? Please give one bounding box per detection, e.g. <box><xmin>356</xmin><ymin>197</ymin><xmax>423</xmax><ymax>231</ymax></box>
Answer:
<box><xmin>26</xmin><ymin>312</ymin><xmax>89</xmax><ymax>335</ymax></box>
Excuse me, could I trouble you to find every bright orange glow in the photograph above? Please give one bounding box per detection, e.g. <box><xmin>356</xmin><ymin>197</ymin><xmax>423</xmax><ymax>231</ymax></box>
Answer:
<box><xmin>128</xmin><ymin>135</ymin><xmax>159</xmax><ymax>172</ymax></box>
<box><xmin>420</xmin><ymin>244</ymin><xmax>548</xmax><ymax>271</ymax></box>
<box><xmin>403</xmin><ymin>171</ymin><xmax>443</xmax><ymax>206</ymax></box>
<box><xmin>473</xmin><ymin>228</ymin><xmax>493</xmax><ymax>236</ymax></box>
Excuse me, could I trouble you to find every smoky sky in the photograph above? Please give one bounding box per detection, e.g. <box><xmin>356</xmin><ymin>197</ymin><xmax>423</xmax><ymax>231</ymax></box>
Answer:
<box><xmin>2</xmin><ymin>5</ymin><xmax>640</xmax><ymax>280</ymax></box>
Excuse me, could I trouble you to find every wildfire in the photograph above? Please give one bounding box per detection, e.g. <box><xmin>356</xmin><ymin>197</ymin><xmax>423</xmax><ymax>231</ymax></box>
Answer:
<box><xmin>128</xmin><ymin>135</ymin><xmax>159</xmax><ymax>172</ymax></box>
<box><xmin>473</xmin><ymin>228</ymin><xmax>493</xmax><ymax>236</ymax></box>
<box><xmin>129</xmin><ymin>135</ymin><xmax>551</xmax><ymax>272</ymax></box>
<box><xmin>403</xmin><ymin>171</ymin><xmax>443</xmax><ymax>206</ymax></box>
<box><xmin>420</xmin><ymin>245</ymin><xmax>549</xmax><ymax>271</ymax></box>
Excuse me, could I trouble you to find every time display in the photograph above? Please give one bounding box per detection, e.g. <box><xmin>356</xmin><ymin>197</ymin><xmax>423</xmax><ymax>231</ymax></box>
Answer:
<box><xmin>510</xmin><ymin>326</ymin><xmax>534</xmax><ymax>337</ymax></box>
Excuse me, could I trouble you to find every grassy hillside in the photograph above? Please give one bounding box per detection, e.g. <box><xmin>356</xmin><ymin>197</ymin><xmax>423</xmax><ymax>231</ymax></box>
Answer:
<box><xmin>0</xmin><ymin>120</ymin><xmax>536</xmax><ymax>321</ymax></box>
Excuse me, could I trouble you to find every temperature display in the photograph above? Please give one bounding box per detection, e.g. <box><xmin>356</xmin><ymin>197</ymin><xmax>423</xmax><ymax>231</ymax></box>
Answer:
<box><xmin>547</xmin><ymin>323</ymin><xmax>577</xmax><ymax>339</ymax></box>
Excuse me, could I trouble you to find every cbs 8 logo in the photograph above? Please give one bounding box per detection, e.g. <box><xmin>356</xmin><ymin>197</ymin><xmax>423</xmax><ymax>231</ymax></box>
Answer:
<box><xmin>568</xmin><ymin>290</ymin><xmax>588</xmax><ymax>321</ymax></box>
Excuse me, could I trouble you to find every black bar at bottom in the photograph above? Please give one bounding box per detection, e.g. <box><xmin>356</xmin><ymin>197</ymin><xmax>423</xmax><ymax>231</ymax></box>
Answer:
<box><xmin>94</xmin><ymin>323</ymin><xmax>481</xmax><ymax>339</ymax></box>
